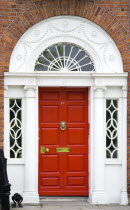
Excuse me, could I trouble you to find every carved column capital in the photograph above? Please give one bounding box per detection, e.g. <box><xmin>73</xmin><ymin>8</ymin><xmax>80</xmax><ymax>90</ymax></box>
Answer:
<box><xmin>93</xmin><ymin>86</ymin><xmax>107</xmax><ymax>98</ymax></box>
<box><xmin>122</xmin><ymin>86</ymin><xmax>127</xmax><ymax>98</ymax></box>
<box><xmin>24</xmin><ymin>86</ymin><xmax>37</xmax><ymax>98</ymax></box>
<box><xmin>4</xmin><ymin>85</ymin><xmax>8</xmax><ymax>98</ymax></box>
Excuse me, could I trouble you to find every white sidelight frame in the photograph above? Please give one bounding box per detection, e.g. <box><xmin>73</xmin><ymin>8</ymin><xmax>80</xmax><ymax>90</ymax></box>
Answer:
<box><xmin>4</xmin><ymin>16</ymin><xmax>128</xmax><ymax>204</ymax></box>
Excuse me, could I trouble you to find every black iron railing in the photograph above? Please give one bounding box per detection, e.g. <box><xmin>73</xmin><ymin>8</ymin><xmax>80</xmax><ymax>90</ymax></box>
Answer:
<box><xmin>0</xmin><ymin>149</ymin><xmax>11</xmax><ymax>210</ymax></box>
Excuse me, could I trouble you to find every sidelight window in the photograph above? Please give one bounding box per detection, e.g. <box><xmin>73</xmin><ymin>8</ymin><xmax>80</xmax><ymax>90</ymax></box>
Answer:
<box><xmin>35</xmin><ymin>43</ymin><xmax>95</xmax><ymax>72</ymax></box>
<box><xmin>106</xmin><ymin>100</ymin><xmax>118</xmax><ymax>159</ymax></box>
<box><xmin>9</xmin><ymin>99</ymin><xmax>22</xmax><ymax>158</ymax></box>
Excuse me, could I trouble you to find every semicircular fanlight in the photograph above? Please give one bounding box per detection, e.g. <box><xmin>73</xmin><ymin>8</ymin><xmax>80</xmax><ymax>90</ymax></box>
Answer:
<box><xmin>35</xmin><ymin>43</ymin><xmax>95</xmax><ymax>72</ymax></box>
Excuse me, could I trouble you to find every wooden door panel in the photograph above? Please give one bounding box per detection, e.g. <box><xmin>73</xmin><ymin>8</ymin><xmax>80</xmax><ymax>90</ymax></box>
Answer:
<box><xmin>67</xmin><ymin>92</ymin><xmax>85</xmax><ymax>100</ymax></box>
<box><xmin>41</xmin><ymin>128</ymin><xmax>59</xmax><ymax>145</ymax></box>
<box><xmin>39</xmin><ymin>88</ymin><xmax>88</xmax><ymax>196</ymax></box>
<box><xmin>41</xmin><ymin>106</ymin><xmax>59</xmax><ymax>122</ymax></box>
<box><xmin>41</xmin><ymin>155</ymin><xmax>59</xmax><ymax>172</ymax></box>
<box><xmin>67</xmin><ymin>177</ymin><xmax>86</xmax><ymax>186</ymax></box>
<box><xmin>41</xmin><ymin>177</ymin><xmax>60</xmax><ymax>187</ymax></box>
<box><xmin>41</xmin><ymin>92</ymin><xmax>60</xmax><ymax>100</ymax></box>
<box><xmin>68</xmin><ymin>128</ymin><xmax>85</xmax><ymax>145</ymax></box>
<box><xmin>68</xmin><ymin>155</ymin><xmax>85</xmax><ymax>172</ymax></box>
<box><xmin>67</xmin><ymin>105</ymin><xmax>85</xmax><ymax>122</ymax></box>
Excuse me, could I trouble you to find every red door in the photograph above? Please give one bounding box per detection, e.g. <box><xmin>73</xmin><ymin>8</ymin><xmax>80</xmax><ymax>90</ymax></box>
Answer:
<box><xmin>38</xmin><ymin>88</ymin><xmax>88</xmax><ymax>196</ymax></box>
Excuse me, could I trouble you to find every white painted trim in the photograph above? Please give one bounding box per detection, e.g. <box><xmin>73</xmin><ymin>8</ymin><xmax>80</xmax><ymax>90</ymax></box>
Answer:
<box><xmin>9</xmin><ymin>16</ymin><xmax>123</xmax><ymax>74</ymax></box>
<box><xmin>23</xmin><ymin>86</ymin><xmax>39</xmax><ymax>204</ymax></box>
<box><xmin>120</xmin><ymin>87</ymin><xmax>128</xmax><ymax>205</ymax></box>
<box><xmin>4</xmin><ymin>86</ymin><xmax>10</xmax><ymax>160</ymax></box>
<box><xmin>4</xmin><ymin>72</ymin><xmax>128</xmax><ymax>87</ymax></box>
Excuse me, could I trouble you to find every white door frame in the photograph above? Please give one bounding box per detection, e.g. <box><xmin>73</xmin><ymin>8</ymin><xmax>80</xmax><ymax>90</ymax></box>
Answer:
<box><xmin>4</xmin><ymin>72</ymin><xmax>128</xmax><ymax>204</ymax></box>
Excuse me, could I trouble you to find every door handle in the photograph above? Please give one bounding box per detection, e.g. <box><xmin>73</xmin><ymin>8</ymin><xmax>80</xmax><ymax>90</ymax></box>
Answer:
<box><xmin>45</xmin><ymin>148</ymin><xmax>50</xmax><ymax>153</ymax></box>
<box><xmin>40</xmin><ymin>147</ymin><xmax>50</xmax><ymax>154</ymax></box>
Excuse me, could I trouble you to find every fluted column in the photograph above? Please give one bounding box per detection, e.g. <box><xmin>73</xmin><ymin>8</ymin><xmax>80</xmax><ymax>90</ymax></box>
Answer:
<box><xmin>91</xmin><ymin>86</ymin><xmax>106</xmax><ymax>204</ymax></box>
<box><xmin>23</xmin><ymin>86</ymin><xmax>39</xmax><ymax>204</ymax></box>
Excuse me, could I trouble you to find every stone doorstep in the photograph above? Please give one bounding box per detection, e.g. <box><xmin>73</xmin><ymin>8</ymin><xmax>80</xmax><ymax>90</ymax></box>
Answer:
<box><xmin>10</xmin><ymin>196</ymin><xmax>130</xmax><ymax>209</ymax></box>
<box><xmin>10</xmin><ymin>203</ymin><xmax>130</xmax><ymax>210</ymax></box>
<box><xmin>40</xmin><ymin>196</ymin><xmax>90</xmax><ymax>207</ymax></box>
<box><xmin>14</xmin><ymin>197</ymin><xmax>89</xmax><ymax>208</ymax></box>
<box><xmin>40</xmin><ymin>196</ymin><xmax>89</xmax><ymax>202</ymax></box>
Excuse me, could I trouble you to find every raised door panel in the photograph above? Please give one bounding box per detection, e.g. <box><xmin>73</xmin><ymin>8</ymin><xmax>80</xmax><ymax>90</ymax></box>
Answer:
<box><xmin>68</xmin><ymin>155</ymin><xmax>85</xmax><ymax>172</ymax></box>
<box><xmin>68</xmin><ymin>128</ymin><xmax>85</xmax><ymax>145</ymax></box>
<box><xmin>41</xmin><ymin>128</ymin><xmax>59</xmax><ymax>145</ymax></box>
<box><xmin>41</xmin><ymin>177</ymin><xmax>60</xmax><ymax>187</ymax></box>
<box><xmin>67</xmin><ymin>177</ymin><xmax>86</xmax><ymax>186</ymax></box>
<box><xmin>41</xmin><ymin>155</ymin><xmax>59</xmax><ymax>172</ymax></box>
<box><xmin>41</xmin><ymin>106</ymin><xmax>59</xmax><ymax>122</ymax></box>
<box><xmin>67</xmin><ymin>105</ymin><xmax>84</xmax><ymax>122</ymax></box>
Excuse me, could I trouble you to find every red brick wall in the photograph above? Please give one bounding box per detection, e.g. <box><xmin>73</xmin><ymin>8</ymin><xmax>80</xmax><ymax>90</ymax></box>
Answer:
<box><xmin>0</xmin><ymin>0</ymin><xmax>130</xmax><ymax>196</ymax></box>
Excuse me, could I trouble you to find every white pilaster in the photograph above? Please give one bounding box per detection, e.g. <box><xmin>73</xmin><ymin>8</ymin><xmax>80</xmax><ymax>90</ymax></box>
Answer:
<box><xmin>91</xmin><ymin>86</ymin><xmax>106</xmax><ymax>204</ymax></box>
<box><xmin>4</xmin><ymin>86</ymin><xmax>9</xmax><ymax>158</ymax></box>
<box><xmin>120</xmin><ymin>86</ymin><xmax>128</xmax><ymax>205</ymax></box>
<box><xmin>23</xmin><ymin>86</ymin><xmax>39</xmax><ymax>204</ymax></box>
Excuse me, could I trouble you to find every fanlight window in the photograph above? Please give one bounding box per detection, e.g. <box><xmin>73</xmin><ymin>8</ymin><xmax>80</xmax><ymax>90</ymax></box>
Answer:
<box><xmin>35</xmin><ymin>43</ymin><xmax>95</xmax><ymax>72</ymax></box>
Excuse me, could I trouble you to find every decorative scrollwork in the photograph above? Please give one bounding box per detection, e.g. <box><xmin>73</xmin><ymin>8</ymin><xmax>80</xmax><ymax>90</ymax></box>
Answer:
<box><xmin>9</xmin><ymin>99</ymin><xmax>22</xmax><ymax>158</ymax></box>
<box><xmin>106</xmin><ymin>100</ymin><xmax>118</xmax><ymax>159</ymax></box>
<box><xmin>35</xmin><ymin>43</ymin><xmax>95</xmax><ymax>72</ymax></box>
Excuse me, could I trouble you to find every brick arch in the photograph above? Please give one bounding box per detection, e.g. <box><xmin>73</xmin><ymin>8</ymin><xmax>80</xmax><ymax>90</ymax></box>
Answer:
<box><xmin>0</xmin><ymin>0</ymin><xmax>129</xmax><ymax>73</ymax></box>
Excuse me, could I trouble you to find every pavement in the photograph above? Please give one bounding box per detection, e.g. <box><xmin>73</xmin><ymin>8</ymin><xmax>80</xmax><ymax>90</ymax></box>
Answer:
<box><xmin>10</xmin><ymin>201</ymin><xmax>130</xmax><ymax>210</ymax></box>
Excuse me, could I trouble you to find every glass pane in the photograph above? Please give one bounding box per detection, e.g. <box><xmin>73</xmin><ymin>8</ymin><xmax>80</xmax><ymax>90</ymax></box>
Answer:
<box><xmin>50</xmin><ymin>46</ymin><xmax>58</xmax><ymax>58</ymax></box>
<box><xmin>79</xmin><ymin>57</ymin><xmax>90</xmax><ymax>66</ymax></box>
<box><xmin>75</xmin><ymin>51</ymin><xmax>85</xmax><ymax>61</ymax></box>
<box><xmin>38</xmin><ymin>56</ymin><xmax>50</xmax><ymax>65</ymax></box>
<box><xmin>17</xmin><ymin>150</ymin><xmax>22</xmax><ymax>158</ymax></box>
<box><xmin>57</xmin><ymin>44</ymin><xmax>63</xmax><ymax>57</ymax></box>
<box><xmin>81</xmin><ymin>64</ymin><xmax>94</xmax><ymax>71</ymax></box>
<box><xmin>71</xmin><ymin>46</ymin><xmax>79</xmax><ymax>58</ymax></box>
<box><xmin>35</xmin><ymin>64</ymin><xmax>48</xmax><ymax>71</ymax></box>
<box><xmin>10</xmin><ymin>150</ymin><xmax>15</xmax><ymax>158</ymax></box>
<box><xmin>65</xmin><ymin>44</ymin><xmax>71</xmax><ymax>57</ymax></box>
<box><xmin>43</xmin><ymin>50</ymin><xmax>53</xmax><ymax>61</ymax></box>
<box><xmin>113</xmin><ymin>150</ymin><xmax>117</xmax><ymax>159</ymax></box>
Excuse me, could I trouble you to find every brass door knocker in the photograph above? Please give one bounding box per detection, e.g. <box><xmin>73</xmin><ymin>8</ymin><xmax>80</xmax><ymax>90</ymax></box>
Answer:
<box><xmin>60</xmin><ymin>121</ymin><xmax>66</xmax><ymax>131</ymax></box>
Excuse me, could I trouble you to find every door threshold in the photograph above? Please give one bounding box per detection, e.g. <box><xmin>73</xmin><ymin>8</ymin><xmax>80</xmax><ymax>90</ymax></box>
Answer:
<box><xmin>40</xmin><ymin>196</ymin><xmax>88</xmax><ymax>202</ymax></box>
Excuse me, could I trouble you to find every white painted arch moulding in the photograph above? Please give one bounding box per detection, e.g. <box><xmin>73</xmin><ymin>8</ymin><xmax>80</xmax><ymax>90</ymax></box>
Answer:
<box><xmin>9</xmin><ymin>16</ymin><xmax>123</xmax><ymax>74</ymax></box>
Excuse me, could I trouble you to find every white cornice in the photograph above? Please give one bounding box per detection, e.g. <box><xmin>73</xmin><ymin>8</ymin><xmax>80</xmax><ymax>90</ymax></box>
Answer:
<box><xmin>4</xmin><ymin>72</ymin><xmax>128</xmax><ymax>78</ymax></box>
<box><xmin>4</xmin><ymin>72</ymin><xmax>128</xmax><ymax>87</ymax></box>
